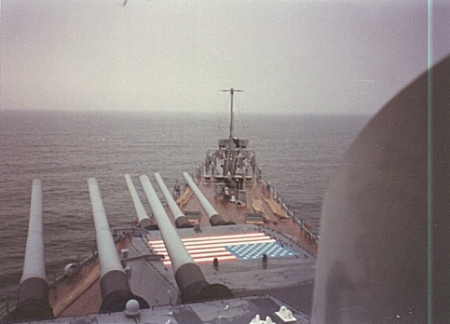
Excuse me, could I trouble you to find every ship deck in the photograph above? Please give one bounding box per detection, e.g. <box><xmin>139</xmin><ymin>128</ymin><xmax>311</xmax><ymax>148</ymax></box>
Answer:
<box><xmin>50</xmin><ymin>226</ymin><xmax>315</xmax><ymax>319</ymax></box>
<box><xmin>46</xmin><ymin>174</ymin><xmax>317</xmax><ymax>319</ymax></box>
<box><xmin>178</xmin><ymin>176</ymin><xmax>317</xmax><ymax>255</ymax></box>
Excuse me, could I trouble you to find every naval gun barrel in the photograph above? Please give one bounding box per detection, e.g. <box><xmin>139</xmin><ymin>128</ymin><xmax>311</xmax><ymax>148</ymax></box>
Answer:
<box><xmin>154</xmin><ymin>172</ymin><xmax>192</xmax><ymax>228</ymax></box>
<box><xmin>139</xmin><ymin>175</ymin><xmax>233</xmax><ymax>303</ymax></box>
<box><xmin>124</xmin><ymin>174</ymin><xmax>154</xmax><ymax>229</ymax></box>
<box><xmin>88</xmin><ymin>178</ymin><xmax>148</xmax><ymax>313</ymax></box>
<box><xmin>7</xmin><ymin>180</ymin><xmax>54</xmax><ymax>321</ymax></box>
<box><xmin>182</xmin><ymin>172</ymin><xmax>232</xmax><ymax>226</ymax></box>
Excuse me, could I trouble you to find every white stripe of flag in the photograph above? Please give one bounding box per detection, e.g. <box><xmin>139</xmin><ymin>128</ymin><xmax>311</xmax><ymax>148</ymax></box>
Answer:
<box><xmin>148</xmin><ymin>232</ymin><xmax>273</xmax><ymax>266</ymax></box>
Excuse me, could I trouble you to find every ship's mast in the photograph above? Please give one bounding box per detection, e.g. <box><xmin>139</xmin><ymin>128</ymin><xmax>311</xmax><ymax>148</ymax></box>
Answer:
<box><xmin>221</xmin><ymin>88</ymin><xmax>243</xmax><ymax>147</ymax></box>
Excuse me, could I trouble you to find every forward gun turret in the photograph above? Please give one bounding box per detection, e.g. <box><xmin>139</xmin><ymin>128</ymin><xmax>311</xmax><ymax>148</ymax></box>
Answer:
<box><xmin>183</xmin><ymin>172</ymin><xmax>234</xmax><ymax>226</ymax></box>
<box><xmin>88</xmin><ymin>178</ymin><xmax>149</xmax><ymax>313</ymax></box>
<box><xmin>140</xmin><ymin>175</ymin><xmax>233</xmax><ymax>303</ymax></box>
<box><xmin>154</xmin><ymin>172</ymin><xmax>192</xmax><ymax>228</ymax></box>
<box><xmin>5</xmin><ymin>180</ymin><xmax>53</xmax><ymax>322</ymax></box>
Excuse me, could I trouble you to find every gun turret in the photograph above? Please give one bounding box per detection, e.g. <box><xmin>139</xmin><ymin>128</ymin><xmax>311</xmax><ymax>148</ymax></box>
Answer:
<box><xmin>311</xmin><ymin>54</ymin><xmax>450</xmax><ymax>323</ymax></box>
<box><xmin>140</xmin><ymin>175</ymin><xmax>233</xmax><ymax>303</ymax></box>
<box><xmin>124</xmin><ymin>174</ymin><xmax>156</xmax><ymax>230</ymax></box>
<box><xmin>182</xmin><ymin>172</ymin><xmax>234</xmax><ymax>226</ymax></box>
<box><xmin>5</xmin><ymin>180</ymin><xmax>53</xmax><ymax>322</ymax></box>
<box><xmin>154</xmin><ymin>173</ymin><xmax>192</xmax><ymax>228</ymax></box>
<box><xmin>88</xmin><ymin>178</ymin><xmax>149</xmax><ymax>313</ymax></box>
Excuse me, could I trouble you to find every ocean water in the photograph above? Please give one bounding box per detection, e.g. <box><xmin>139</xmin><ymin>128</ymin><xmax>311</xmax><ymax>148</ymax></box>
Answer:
<box><xmin>0</xmin><ymin>110</ymin><xmax>369</xmax><ymax>305</ymax></box>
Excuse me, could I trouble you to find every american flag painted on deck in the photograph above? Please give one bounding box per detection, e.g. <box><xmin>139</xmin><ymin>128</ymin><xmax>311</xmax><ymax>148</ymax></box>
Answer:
<box><xmin>148</xmin><ymin>232</ymin><xmax>298</xmax><ymax>266</ymax></box>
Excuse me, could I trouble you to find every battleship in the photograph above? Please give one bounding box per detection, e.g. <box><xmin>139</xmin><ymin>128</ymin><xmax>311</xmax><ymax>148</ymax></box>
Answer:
<box><xmin>2</xmin><ymin>53</ymin><xmax>450</xmax><ymax>323</ymax></box>
<box><xmin>2</xmin><ymin>88</ymin><xmax>318</xmax><ymax>324</ymax></box>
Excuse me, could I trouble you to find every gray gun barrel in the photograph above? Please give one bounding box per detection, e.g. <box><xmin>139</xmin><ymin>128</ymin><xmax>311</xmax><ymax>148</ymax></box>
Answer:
<box><xmin>88</xmin><ymin>178</ymin><xmax>149</xmax><ymax>313</ymax></box>
<box><xmin>124</xmin><ymin>174</ymin><xmax>153</xmax><ymax>229</ymax></box>
<box><xmin>8</xmin><ymin>180</ymin><xmax>54</xmax><ymax>322</ymax></box>
<box><xmin>182</xmin><ymin>172</ymin><xmax>232</xmax><ymax>226</ymax></box>
<box><xmin>154</xmin><ymin>172</ymin><xmax>192</xmax><ymax>228</ymax></box>
<box><xmin>140</xmin><ymin>175</ymin><xmax>233</xmax><ymax>303</ymax></box>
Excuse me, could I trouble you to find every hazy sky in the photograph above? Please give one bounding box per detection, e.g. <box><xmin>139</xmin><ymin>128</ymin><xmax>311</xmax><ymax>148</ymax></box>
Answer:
<box><xmin>1</xmin><ymin>0</ymin><xmax>450</xmax><ymax>115</ymax></box>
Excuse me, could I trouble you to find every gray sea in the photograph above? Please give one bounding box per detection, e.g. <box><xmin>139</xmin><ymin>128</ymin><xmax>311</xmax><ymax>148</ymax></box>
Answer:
<box><xmin>0</xmin><ymin>110</ymin><xmax>370</xmax><ymax>306</ymax></box>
